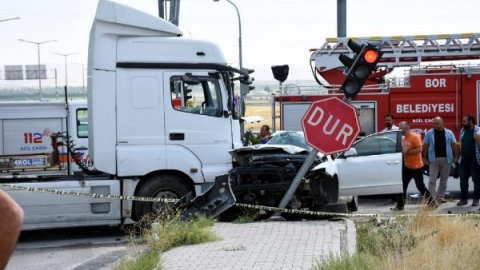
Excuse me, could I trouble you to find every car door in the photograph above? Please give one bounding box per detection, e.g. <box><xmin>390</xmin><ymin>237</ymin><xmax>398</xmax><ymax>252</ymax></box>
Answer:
<box><xmin>335</xmin><ymin>131</ymin><xmax>403</xmax><ymax>196</ymax></box>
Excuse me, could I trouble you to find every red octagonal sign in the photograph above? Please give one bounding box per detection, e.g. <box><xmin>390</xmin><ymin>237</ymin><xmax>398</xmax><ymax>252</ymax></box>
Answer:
<box><xmin>301</xmin><ymin>97</ymin><xmax>360</xmax><ymax>155</ymax></box>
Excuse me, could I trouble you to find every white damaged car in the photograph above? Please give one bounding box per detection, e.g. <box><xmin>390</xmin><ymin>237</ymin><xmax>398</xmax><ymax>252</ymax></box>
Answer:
<box><xmin>228</xmin><ymin>130</ymin><xmax>405</xmax><ymax>213</ymax></box>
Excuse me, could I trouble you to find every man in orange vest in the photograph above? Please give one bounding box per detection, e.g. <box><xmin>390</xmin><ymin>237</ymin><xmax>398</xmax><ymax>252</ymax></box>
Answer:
<box><xmin>392</xmin><ymin>121</ymin><xmax>434</xmax><ymax>211</ymax></box>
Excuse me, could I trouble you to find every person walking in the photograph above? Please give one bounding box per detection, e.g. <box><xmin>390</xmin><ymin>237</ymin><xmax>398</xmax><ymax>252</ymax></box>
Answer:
<box><xmin>382</xmin><ymin>114</ymin><xmax>399</xmax><ymax>132</ymax></box>
<box><xmin>0</xmin><ymin>189</ymin><xmax>23</xmax><ymax>269</ymax></box>
<box><xmin>456</xmin><ymin>115</ymin><xmax>480</xmax><ymax>206</ymax></box>
<box><xmin>423</xmin><ymin>117</ymin><xmax>457</xmax><ymax>203</ymax></box>
<box><xmin>393</xmin><ymin>121</ymin><xmax>433</xmax><ymax>211</ymax></box>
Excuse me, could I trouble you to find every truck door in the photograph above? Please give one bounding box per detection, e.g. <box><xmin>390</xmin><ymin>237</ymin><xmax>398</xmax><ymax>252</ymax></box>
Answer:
<box><xmin>164</xmin><ymin>71</ymin><xmax>233</xmax><ymax>182</ymax></box>
<box><xmin>116</xmin><ymin>69</ymin><xmax>167</xmax><ymax>177</ymax></box>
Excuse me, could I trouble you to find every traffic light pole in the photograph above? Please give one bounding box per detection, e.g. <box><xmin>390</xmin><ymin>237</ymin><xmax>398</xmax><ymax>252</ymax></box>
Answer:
<box><xmin>339</xmin><ymin>40</ymin><xmax>382</xmax><ymax>99</ymax></box>
<box><xmin>337</xmin><ymin>0</ymin><xmax>346</xmax><ymax>37</ymax></box>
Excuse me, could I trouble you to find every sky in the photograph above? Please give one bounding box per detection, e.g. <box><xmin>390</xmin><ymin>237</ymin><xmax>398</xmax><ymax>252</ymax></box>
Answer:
<box><xmin>1</xmin><ymin>0</ymin><xmax>480</xmax><ymax>87</ymax></box>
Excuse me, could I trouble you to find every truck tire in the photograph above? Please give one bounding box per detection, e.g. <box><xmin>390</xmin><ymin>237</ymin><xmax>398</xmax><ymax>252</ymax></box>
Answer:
<box><xmin>133</xmin><ymin>174</ymin><xmax>192</xmax><ymax>221</ymax></box>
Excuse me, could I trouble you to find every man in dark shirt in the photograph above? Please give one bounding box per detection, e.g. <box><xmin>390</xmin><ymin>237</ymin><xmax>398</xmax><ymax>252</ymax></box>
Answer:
<box><xmin>456</xmin><ymin>115</ymin><xmax>480</xmax><ymax>206</ymax></box>
<box><xmin>423</xmin><ymin>117</ymin><xmax>456</xmax><ymax>203</ymax></box>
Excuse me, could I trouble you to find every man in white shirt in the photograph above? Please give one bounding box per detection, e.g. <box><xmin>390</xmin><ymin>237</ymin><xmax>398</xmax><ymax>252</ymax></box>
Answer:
<box><xmin>382</xmin><ymin>114</ymin><xmax>399</xmax><ymax>132</ymax></box>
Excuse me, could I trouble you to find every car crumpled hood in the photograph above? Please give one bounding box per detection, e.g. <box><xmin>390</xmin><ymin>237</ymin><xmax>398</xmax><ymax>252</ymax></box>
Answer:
<box><xmin>231</xmin><ymin>144</ymin><xmax>309</xmax><ymax>155</ymax></box>
<box><xmin>230</xmin><ymin>144</ymin><xmax>309</xmax><ymax>167</ymax></box>
<box><xmin>229</xmin><ymin>144</ymin><xmax>336</xmax><ymax>178</ymax></box>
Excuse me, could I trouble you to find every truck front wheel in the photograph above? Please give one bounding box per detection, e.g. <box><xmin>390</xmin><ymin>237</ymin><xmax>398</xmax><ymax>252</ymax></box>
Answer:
<box><xmin>133</xmin><ymin>174</ymin><xmax>192</xmax><ymax>220</ymax></box>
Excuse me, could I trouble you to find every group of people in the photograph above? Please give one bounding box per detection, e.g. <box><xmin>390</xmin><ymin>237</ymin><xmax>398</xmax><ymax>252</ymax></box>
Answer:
<box><xmin>384</xmin><ymin>114</ymin><xmax>480</xmax><ymax>211</ymax></box>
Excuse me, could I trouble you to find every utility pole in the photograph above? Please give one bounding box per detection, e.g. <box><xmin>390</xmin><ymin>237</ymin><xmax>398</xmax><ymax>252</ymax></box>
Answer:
<box><xmin>54</xmin><ymin>69</ymin><xmax>58</xmax><ymax>99</ymax></box>
<box><xmin>81</xmin><ymin>63</ymin><xmax>85</xmax><ymax>98</ymax></box>
<box><xmin>53</xmin><ymin>52</ymin><xmax>77</xmax><ymax>90</ymax></box>
<box><xmin>18</xmin><ymin>39</ymin><xmax>56</xmax><ymax>99</ymax></box>
<box><xmin>337</xmin><ymin>0</ymin><xmax>347</xmax><ymax>37</ymax></box>
<box><xmin>158</xmin><ymin>0</ymin><xmax>180</xmax><ymax>26</ymax></box>
<box><xmin>213</xmin><ymin>0</ymin><xmax>245</xmax><ymax>120</ymax></box>
<box><xmin>71</xmin><ymin>62</ymin><xmax>86</xmax><ymax>99</ymax></box>
<box><xmin>213</xmin><ymin>0</ymin><xmax>242</xmax><ymax>70</ymax></box>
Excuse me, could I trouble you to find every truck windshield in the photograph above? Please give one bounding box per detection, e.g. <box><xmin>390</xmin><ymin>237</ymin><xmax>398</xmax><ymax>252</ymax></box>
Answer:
<box><xmin>170</xmin><ymin>75</ymin><xmax>223</xmax><ymax>117</ymax></box>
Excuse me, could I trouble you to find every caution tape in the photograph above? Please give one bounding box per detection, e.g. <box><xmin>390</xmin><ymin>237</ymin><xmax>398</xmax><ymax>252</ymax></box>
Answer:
<box><xmin>0</xmin><ymin>183</ymin><xmax>179</xmax><ymax>203</ymax></box>
<box><xmin>2</xmin><ymin>183</ymin><xmax>480</xmax><ymax>219</ymax></box>
<box><xmin>236</xmin><ymin>202</ymin><xmax>480</xmax><ymax>219</ymax></box>
<box><xmin>234</xmin><ymin>202</ymin><xmax>377</xmax><ymax>218</ymax></box>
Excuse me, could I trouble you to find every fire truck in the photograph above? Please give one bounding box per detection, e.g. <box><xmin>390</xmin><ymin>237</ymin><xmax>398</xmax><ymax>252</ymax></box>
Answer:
<box><xmin>274</xmin><ymin>33</ymin><xmax>480</xmax><ymax>138</ymax></box>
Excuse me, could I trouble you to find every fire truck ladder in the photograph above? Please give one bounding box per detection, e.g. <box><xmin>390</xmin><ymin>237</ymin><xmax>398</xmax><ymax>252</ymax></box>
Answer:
<box><xmin>312</xmin><ymin>33</ymin><xmax>480</xmax><ymax>71</ymax></box>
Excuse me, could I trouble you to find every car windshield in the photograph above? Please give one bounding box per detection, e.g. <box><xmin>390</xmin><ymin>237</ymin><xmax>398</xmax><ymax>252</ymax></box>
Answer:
<box><xmin>267</xmin><ymin>131</ymin><xmax>311</xmax><ymax>150</ymax></box>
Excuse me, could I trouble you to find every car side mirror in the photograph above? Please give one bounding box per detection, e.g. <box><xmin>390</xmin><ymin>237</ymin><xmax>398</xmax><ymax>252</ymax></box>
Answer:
<box><xmin>344</xmin><ymin>148</ymin><xmax>357</xmax><ymax>158</ymax></box>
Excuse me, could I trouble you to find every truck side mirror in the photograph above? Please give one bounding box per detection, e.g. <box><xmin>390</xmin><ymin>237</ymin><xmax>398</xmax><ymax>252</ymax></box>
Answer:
<box><xmin>343</xmin><ymin>148</ymin><xmax>357</xmax><ymax>158</ymax></box>
<box><xmin>240</xmin><ymin>75</ymin><xmax>253</xmax><ymax>85</ymax></box>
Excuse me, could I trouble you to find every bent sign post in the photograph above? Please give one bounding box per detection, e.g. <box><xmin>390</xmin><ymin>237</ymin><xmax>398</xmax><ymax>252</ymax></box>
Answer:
<box><xmin>276</xmin><ymin>97</ymin><xmax>360</xmax><ymax>212</ymax></box>
<box><xmin>302</xmin><ymin>97</ymin><xmax>360</xmax><ymax>154</ymax></box>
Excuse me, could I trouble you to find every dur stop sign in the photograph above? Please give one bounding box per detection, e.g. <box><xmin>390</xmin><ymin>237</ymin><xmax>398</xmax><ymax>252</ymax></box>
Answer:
<box><xmin>301</xmin><ymin>97</ymin><xmax>360</xmax><ymax>155</ymax></box>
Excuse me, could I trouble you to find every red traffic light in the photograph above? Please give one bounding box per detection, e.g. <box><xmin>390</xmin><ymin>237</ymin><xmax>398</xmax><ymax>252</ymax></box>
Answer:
<box><xmin>364</xmin><ymin>49</ymin><xmax>379</xmax><ymax>64</ymax></box>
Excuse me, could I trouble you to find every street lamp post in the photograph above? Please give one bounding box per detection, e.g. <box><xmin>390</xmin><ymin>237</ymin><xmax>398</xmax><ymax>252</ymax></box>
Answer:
<box><xmin>213</xmin><ymin>0</ymin><xmax>242</xmax><ymax>70</ymax></box>
<box><xmin>80</xmin><ymin>63</ymin><xmax>85</xmax><ymax>98</ymax></box>
<box><xmin>71</xmin><ymin>63</ymin><xmax>87</xmax><ymax>98</ymax></box>
<box><xmin>213</xmin><ymin>0</ymin><xmax>247</xmax><ymax>122</ymax></box>
<box><xmin>18</xmin><ymin>39</ymin><xmax>56</xmax><ymax>99</ymax></box>
<box><xmin>53</xmin><ymin>52</ymin><xmax>77</xmax><ymax>89</ymax></box>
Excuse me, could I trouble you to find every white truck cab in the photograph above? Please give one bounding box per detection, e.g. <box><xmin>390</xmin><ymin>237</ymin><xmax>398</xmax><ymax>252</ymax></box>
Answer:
<box><xmin>3</xmin><ymin>0</ymin><xmax>249</xmax><ymax>230</ymax></box>
<box><xmin>88</xmin><ymin>0</ymin><xmax>245</xmax><ymax>196</ymax></box>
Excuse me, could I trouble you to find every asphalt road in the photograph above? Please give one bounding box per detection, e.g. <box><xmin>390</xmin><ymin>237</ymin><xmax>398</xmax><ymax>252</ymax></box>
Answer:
<box><xmin>7</xmin><ymin>226</ymin><xmax>140</xmax><ymax>270</ymax></box>
<box><xmin>7</xmin><ymin>192</ymin><xmax>480</xmax><ymax>270</ymax></box>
